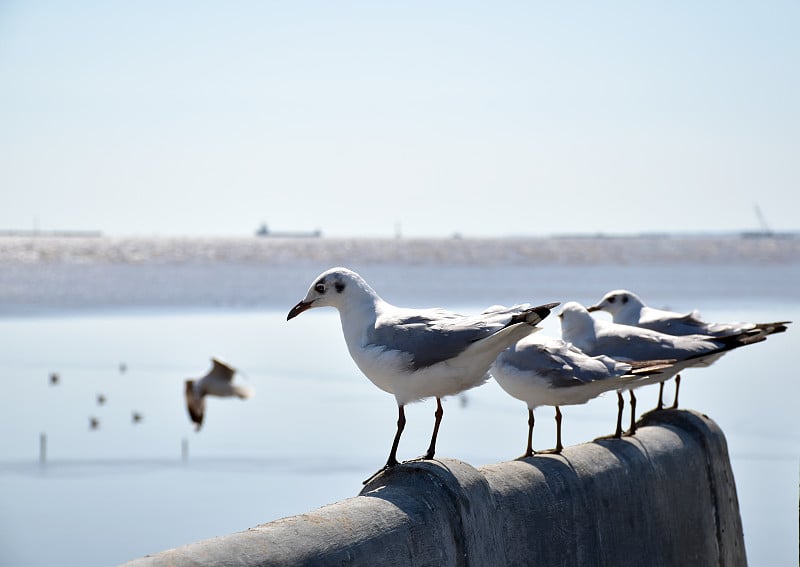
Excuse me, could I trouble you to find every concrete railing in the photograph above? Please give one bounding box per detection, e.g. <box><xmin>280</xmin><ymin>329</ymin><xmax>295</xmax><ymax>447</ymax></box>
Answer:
<box><xmin>124</xmin><ymin>409</ymin><xmax>746</xmax><ymax>566</ymax></box>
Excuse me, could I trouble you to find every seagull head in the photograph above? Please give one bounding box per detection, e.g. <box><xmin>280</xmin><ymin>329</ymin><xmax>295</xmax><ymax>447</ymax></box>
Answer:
<box><xmin>558</xmin><ymin>301</ymin><xmax>597</xmax><ymax>343</ymax></box>
<box><xmin>287</xmin><ymin>267</ymin><xmax>375</xmax><ymax>320</ymax></box>
<box><xmin>587</xmin><ymin>289</ymin><xmax>642</xmax><ymax>317</ymax></box>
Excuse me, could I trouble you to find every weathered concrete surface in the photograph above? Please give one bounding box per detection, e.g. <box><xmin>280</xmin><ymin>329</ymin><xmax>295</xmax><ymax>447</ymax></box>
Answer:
<box><xmin>123</xmin><ymin>409</ymin><xmax>746</xmax><ymax>567</ymax></box>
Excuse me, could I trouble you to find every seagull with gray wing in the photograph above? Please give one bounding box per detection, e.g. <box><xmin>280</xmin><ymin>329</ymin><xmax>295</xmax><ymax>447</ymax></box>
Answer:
<box><xmin>588</xmin><ymin>289</ymin><xmax>790</xmax><ymax>339</ymax></box>
<box><xmin>559</xmin><ymin>301</ymin><xmax>765</xmax><ymax>436</ymax></box>
<box><xmin>492</xmin><ymin>335</ymin><xmax>675</xmax><ymax>456</ymax></box>
<box><xmin>287</xmin><ymin>266</ymin><xmax>558</xmax><ymax>481</ymax></box>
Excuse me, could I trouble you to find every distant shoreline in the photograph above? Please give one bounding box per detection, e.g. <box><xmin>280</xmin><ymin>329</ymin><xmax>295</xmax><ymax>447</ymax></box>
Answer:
<box><xmin>0</xmin><ymin>233</ymin><xmax>798</xmax><ymax>266</ymax></box>
<box><xmin>1</xmin><ymin>238</ymin><xmax>798</xmax><ymax>316</ymax></box>
<box><xmin>0</xmin><ymin>229</ymin><xmax>103</xmax><ymax>238</ymax></box>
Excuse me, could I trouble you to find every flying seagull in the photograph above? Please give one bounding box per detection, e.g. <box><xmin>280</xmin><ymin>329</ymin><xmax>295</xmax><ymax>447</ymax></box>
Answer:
<box><xmin>185</xmin><ymin>358</ymin><xmax>254</xmax><ymax>431</ymax></box>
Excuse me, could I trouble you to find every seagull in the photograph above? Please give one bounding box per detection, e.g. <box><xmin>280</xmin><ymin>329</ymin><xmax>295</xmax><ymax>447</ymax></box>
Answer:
<box><xmin>287</xmin><ymin>266</ymin><xmax>558</xmax><ymax>479</ymax></box>
<box><xmin>559</xmin><ymin>301</ymin><xmax>764</xmax><ymax>436</ymax></box>
<box><xmin>49</xmin><ymin>372</ymin><xmax>59</xmax><ymax>386</ymax></box>
<box><xmin>492</xmin><ymin>335</ymin><xmax>674</xmax><ymax>456</ymax></box>
<box><xmin>586</xmin><ymin>290</ymin><xmax>789</xmax><ymax>407</ymax></box>
<box><xmin>132</xmin><ymin>411</ymin><xmax>143</xmax><ymax>424</ymax></box>
<box><xmin>184</xmin><ymin>358</ymin><xmax>255</xmax><ymax>431</ymax></box>
<box><xmin>588</xmin><ymin>289</ymin><xmax>790</xmax><ymax>338</ymax></box>
<box><xmin>96</xmin><ymin>393</ymin><xmax>107</xmax><ymax>405</ymax></box>
<box><xmin>89</xmin><ymin>416</ymin><xmax>100</xmax><ymax>430</ymax></box>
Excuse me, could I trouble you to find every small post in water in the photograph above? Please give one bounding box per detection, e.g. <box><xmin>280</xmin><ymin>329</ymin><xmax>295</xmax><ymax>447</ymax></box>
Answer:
<box><xmin>39</xmin><ymin>432</ymin><xmax>47</xmax><ymax>464</ymax></box>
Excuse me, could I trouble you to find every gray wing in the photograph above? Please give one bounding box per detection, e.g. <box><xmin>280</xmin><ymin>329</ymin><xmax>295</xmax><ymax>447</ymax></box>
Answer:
<box><xmin>504</xmin><ymin>340</ymin><xmax>585</xmax><ymax>388</ymax></box>
<box><xmin>594</xmin><ymin>325</ymin><xmax>717</xmax><ymax>361</ymax></box>
<box><xmin>209</xmin><ymin>359</ymin><xmax>236</xmax><ymax>382</ymax></box>
<box><xmin>506</xmin><ymin>339</ymin><xmax>616</xmax><ymax>388</ymax></box>
<box><xmin>640</xmin><ymin>309</ymin><xmax>711</xmax><ymax>335</ymax></box>
<box><xmin>369</xmin><ymin>308</ymin><xmax>520</xmax><ymax>370</ymax></box>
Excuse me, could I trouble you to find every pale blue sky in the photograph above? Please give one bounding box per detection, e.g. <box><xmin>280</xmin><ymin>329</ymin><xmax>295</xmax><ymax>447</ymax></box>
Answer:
<box><xmin>1</xmin><ymin>2</ymin><xmax>798</xmax><ymax>237</ymax></box>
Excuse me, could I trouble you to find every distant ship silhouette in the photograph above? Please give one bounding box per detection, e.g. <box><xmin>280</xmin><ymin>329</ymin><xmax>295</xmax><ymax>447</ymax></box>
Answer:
<box><xmin>255</xmin><ymin>223</ymin><xmax>321</xmax><ymax>238</ymax></box>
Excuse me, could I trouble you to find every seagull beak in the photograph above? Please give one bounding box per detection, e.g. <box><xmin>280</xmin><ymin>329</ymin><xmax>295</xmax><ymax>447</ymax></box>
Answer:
<box><xmin>287</xmin><ymin>300</ymin><xmax>314</xmax><ymax>321</ymax></box>
<box><xmin>586</xmin><ymin>305</ymin><xmax>601</xmax><ymax>312</ymax></box>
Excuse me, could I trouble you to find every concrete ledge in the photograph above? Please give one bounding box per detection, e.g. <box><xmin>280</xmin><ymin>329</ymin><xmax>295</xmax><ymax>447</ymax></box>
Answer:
<box><xmin>123</xmin><ymin>409</ymin><xmax>746</xmax><ymax>567</ymax></box>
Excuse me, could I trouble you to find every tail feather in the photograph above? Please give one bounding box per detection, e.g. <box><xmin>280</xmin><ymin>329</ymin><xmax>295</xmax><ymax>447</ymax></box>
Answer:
<box><xmin>715</xmin><ymin>329</ymin><xmax>767</xmax><ymax>349</ymax></box>
<box><xmin>233</xmin><ymin>385</ymin><xmax>255</xmax><ymax>399</ymax></box>
<box><xmin>753</xmin><ymin>321</ymin><xmax>791</xmax><ymax>336</ymax></box>
<box><xmin>627</xmin><ymin>359</ymin><xmax>677</xmax><ymax>376</ymax></box>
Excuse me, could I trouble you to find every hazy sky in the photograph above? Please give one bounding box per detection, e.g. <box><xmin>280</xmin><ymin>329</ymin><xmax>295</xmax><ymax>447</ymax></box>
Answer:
<box><xmin>1</xmin><ymin>2</ymin><xmax>798</xmax><ymax>238</ymax></box>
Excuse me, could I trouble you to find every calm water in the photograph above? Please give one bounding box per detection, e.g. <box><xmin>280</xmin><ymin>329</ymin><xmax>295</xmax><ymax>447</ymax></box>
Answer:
<box><xmin>0</xmin><ymin>251</ymin><xmax>798</xmax><ymax>566</ymax></box>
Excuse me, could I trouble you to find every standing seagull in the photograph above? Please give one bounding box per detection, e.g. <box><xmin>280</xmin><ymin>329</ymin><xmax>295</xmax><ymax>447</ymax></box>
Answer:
<box><xmin>588</xmin><ymin>289</ymin><xmax>790</xmax><ymax>338</ymax></box>
<box><xmin>287</xmin><ymin>267</ymin><xmax>558</xmax><ymax>479</ymax></box>
<box><xmin>559</xmin><ymin>301</ymin><xmax>764</xmax><ymax>436</ymax></box>
<box><xmin>587</xmin><ymin>290</ymin><xmax>789</xmax><ymax>406</ymax></box>
<box><xmin>492</xmin><ymin>335</ymin><xmax>675</xmax><ymax>456</ymax></box>
<box><xmin>185</xmin><ymin>358</ymin><xmax>255</xmax><ymax>431</ymax></box>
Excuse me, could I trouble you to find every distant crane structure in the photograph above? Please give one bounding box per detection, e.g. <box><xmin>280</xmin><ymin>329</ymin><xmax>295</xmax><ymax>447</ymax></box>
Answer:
<box><xmin>753</xmin><ymin>203</ymin><xmax>773</xmax><ymax>237</ymax></box>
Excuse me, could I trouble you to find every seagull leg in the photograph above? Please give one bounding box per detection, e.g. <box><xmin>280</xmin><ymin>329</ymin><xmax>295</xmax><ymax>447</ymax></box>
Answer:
<box><xmin>626</xmin><ymin>391</ymin><xmax>638</xmax><ymax>436</ymax></box>
<box><xmin>539</xmin><ymin>406</ymin><xmax>565</xmax><ymax>454</ymax></box>
<box><xmin>554</xmin><ymin>406</ymin><xmax>563</xmax><ymax>453</ymax></box>
<box><xmin>670</xmin><ymin>374</ymin><xmax>681</xmax><ymax>409</ymax></box>
<box><xmin>596</xmin><ymin>393</ymin><xmax>624</xmax><ymax>441</ymax></box>
<box><xmin>363</xmin><ymin>405</ymin><xmax>406</xmax><ymax>485</ymax></box>
<box><xmin>423</xmin><ymin>397</ymin><xmax>444</xmax><ymax>460</ymax></box>
<box><xmin>614</xmin><ymin>391</ymin><xmax>624</xmax><ymax>438</ymax></box>
<box><xmin>657</xmin><ymin>381</ymin><xmax>665</xmax><ymax>410</ymax></box>
<box><xmin>519</xmin><ymin>408</ymin><xmax>535</xmax><ymax>459</ymax></box>
<box><xmin>387</xmin><ymin>405</ymin><xmax>406</xmax><ymax>467</ymax></box>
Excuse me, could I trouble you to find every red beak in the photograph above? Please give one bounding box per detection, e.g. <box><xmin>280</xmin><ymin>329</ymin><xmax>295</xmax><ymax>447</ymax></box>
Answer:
<box><xmin>287</xmin><ymin>300</ymin><xmax>313</xmax><ymax>320</ymax></box>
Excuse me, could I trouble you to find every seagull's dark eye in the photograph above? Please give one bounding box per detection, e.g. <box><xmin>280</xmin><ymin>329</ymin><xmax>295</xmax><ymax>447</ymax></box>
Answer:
<box><xmin>622</xmin><ymin>296</ymin><xmax>629</xmax><ymax>304</ymax></box>
<box><xmin>608</xmin><ymin>296</ymin><xmax>616</xmax><ymax>304</ymax></box>
<box><xmin>314</xmin><ymin>283</ymin><xmax>325</xmax><ymax>294</ymax></box>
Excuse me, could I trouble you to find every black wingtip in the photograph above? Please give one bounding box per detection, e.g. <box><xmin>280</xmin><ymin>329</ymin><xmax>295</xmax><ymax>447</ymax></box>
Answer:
<box><xmin>534</xmin><ymin>302</ymin><xmax>560</xmax><ymax>319</ymax></box>
<box><xmin>513</xmin><ymin>302</ymin><xmax>560</xmax><ymax>326</ymax></box>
